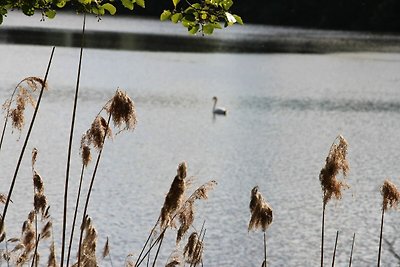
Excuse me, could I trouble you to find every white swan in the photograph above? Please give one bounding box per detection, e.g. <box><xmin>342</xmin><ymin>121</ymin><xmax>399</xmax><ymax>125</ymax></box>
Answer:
<box><xmin>212</xmin><ymin>96</ymin><xmax>227</xmax><ymax>115</ymax></box>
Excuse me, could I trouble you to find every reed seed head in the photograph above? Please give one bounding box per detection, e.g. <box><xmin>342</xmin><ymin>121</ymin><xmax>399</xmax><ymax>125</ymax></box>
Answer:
<box><xmin>319</xmin><ymin>135</ymin><xmax>350</xmax><ymax>206</ymax></box>
<box><xmin>0</xmin><ymin>194</ymin><xmax>7</xmax><ymax>204</ymax></box>
<box><xmin>381</xmin><ymin>179</ymin><xmax>400</xmax><ymax>211</ymax></box>
<box><xmin>160</xmin><ymin>162</ymin><xmax>187</xmax><ymax>227</ymax></box>
<box><xmin>85</xmin><ymin>116</ymin><xmax>112</xmax><ymax>151</ymax></box>
<box><xmin>248</xmin><ymin>186</ymin><xmax>273</xmax><ymax>232</ymax></box>
<box><xmin>32</xmin><ymin>148</ymin><xmax>38</xmax><ymax>168</ymax></box>
<box><xmin>34</xmin><ymin>193</ymin><xmax>47</xmax><ymax>215</ymax></box>
<box><xmin>107</xmin><ymin>89</ymin><xmax>137</xmax><ymax>131</ymax></box>
<box><xmin>102</xmin><ymin>237</ymin><xmax>110</xmax><ymax>259</ymax></box>
<box><xmin>183</xmin><ymin>232</ymin><xmax>203</xmax><ymax>265</ymax></box>
<box><xmin>80</xmin><ymin>137</ymin><xmax>92</xmax><ymax>167</ymax></box>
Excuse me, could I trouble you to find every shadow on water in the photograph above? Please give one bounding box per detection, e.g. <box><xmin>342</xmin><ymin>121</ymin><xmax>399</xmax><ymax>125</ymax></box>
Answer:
<box><xmin>2</xmin><ymin>27</ymin><xmax>400</xmax><ymax>53</ymax></box>
<box><xmin>241</xmin><ymin>96</ymin><xmax>400</xmax><ymax>113</ymax></box>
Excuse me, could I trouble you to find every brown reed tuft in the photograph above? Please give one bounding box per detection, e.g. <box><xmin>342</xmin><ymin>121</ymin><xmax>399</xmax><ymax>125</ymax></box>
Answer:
<box><xmin>48</xmin><ymin>241</ymin><xmax>58</xmax><ymax>267</ymax></box>
<box><xmin>160</xmin><ymin>162</ymin><xmax>187</xmax><ymax>227</ymax></box>
<box><xmin>176</xmin><ymin>180</ymin><xmax>217</xmax><ymax>243</ymax></box>
<box><xmin>32</xmin><ymin>148</ymin><xmax>38</xmax><ymax>168</ymax></box>
<box><xmin>319</xmin><ymin>135</ymin><xmax>350</xmax><ymax>206</ymax></box>
<box><xmin>40</xmin><ymin>221</ymin><xmax>52</xmax><ymax>240</ymax></box>
<box><xmin>381</xmin><ymin>179</ymin><xmax>400</xmax><ymax>211</ymax></box>
<box><xmin>4</xmin><ymin>77</ymin><xmax>47</xmax><ymax>132</ymax></box>
<box><xmin>84</xmin><ymin>116</ymin><xmax>112</xmax><ymax>151</ymax></box>
<box><xmin>75</xmin><ymin>215</ymin><xmax>98</xmax><ymax>267</ymax></box>
<box><xmin>33</xmin><ymin>172</ymin><xmax>44</xmax><ymax>194</ymax></box>
<box><xmin>183</xmin><ymin>232</ymin><xmax>203</xmax><ymax>265</ymax></box>
<box><xmin>34</xmin><ymin>193</ymin><xmax>47</xmax><ymax>215</ymax></box>
<box><xmin>80</xmin><ymin>142</ymin><xmax>92</xmax><ymax>167</ymax></box>
<box><xmin>248</xmin><ymin>186</ymin><xmax>273</xmax><ymax>232</ymax></box>
<box><xmin>106</xmin><ymin>89</ymin><xmax>137</xmax><ymax>131</ymax></box>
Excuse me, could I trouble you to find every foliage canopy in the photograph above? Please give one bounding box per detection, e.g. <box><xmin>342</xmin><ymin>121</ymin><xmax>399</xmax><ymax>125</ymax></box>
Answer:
<box><xmin>0</xmin><ymin>0</ymin><xmax>242</xmax><ymax>34</ymax></box>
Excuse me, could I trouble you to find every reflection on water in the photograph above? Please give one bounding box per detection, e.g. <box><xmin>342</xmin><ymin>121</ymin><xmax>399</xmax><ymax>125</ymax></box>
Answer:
<box><xmin>1</xmin><ymin>44</ymin><xmax>400</xmax><ymax>266</ymax></box>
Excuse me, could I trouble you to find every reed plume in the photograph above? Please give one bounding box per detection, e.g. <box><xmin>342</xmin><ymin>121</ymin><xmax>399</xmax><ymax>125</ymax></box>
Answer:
<box><xmin>2</xmin><ymin>77</ymin><xmax>47</xmax><ymax>133</ymax></box>
<box><xmin>248</xmin><ymin>186</ymin><xmax>273</xmax><ymax>267</ymax></box>
<box><xmin>183</xmin><ymin>232</ymin><xmax>203</xmax><ymax>266</ymax></box>
<box><xmin>106</xmin><ymin>89</ymin><xmax>137</xmax><ymax>131</ymax></box>
<box><xmin>48</xmin><ymin>241</ymin><xmax>58</xmax><ymax>267</ymax></box>
<box><xmin>74</xmin><ymin>215</ymin><xmax>98</xmax><ymax>267</ymax></box>
<box><xmin>378</xmin><ymin>179</ymin><xmax>400</xmax><ymax>267</ymax></box>
<box><xmin>248</xmin><ymin>186</ymin><xmax>273</xmax><ymax>232</ymax></box>
<box><xmin>161</xmin><ymin>162</ymin><xmax>187</xmax><ymax>228</ymax></box>
<box><xmin>319</xmin><ymin>135</ymin><xmax>349</xmax><ymax>267</ymax></box>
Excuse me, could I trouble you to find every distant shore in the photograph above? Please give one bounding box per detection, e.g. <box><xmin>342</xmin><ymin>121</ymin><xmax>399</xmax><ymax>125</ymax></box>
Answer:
<box><xmin>1</xmin><ymin>13</ymin><xmax>400</xmax><ymax>53</ymax></box>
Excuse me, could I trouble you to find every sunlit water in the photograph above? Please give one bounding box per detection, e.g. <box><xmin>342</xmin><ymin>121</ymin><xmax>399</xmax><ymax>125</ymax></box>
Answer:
<box><xmin>1</xmin><ymin>16</ymin><xmax>400</xmax><ymax>267</ymax></box>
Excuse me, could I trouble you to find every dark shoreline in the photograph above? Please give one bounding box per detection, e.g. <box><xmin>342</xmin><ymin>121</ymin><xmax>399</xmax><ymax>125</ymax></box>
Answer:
<box><xmin>1</xmin><ymin>26</ymin><xmax>400</xmax><ymax>53</ymax></box>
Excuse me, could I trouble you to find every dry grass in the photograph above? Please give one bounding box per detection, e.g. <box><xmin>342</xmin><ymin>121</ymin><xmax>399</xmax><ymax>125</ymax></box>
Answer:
<box><xmin>183</xmin><ymin>232</ymin><xmax>203</xmax><ymax>265</ymax></box>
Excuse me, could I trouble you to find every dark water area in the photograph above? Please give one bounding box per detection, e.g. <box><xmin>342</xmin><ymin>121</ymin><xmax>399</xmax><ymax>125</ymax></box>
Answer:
<box><xmin>2</xmin><ymin>12</ymin><xmax>400</xmax><ymax>53</ymax></box>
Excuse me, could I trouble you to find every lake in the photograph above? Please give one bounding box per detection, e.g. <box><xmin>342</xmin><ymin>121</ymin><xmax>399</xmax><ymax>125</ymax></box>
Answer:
<box><xmin>1</xmin><ymin>13</ymin><xmax>400</xmax><ymax>267</ymax></box>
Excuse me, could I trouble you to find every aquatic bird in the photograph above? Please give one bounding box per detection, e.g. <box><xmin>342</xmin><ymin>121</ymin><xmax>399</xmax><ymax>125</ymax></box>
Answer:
<box><xmin>212</xmin><ymin>96</ymin><xmax>227</xmax><ymax>115</ymax></box>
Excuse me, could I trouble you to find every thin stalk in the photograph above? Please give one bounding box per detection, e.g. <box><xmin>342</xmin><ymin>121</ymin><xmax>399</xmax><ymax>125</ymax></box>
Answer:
<box><xmin>0</xmin><ymin>47</ymin><xmax>55</xmax><ymax>236</ymax></box>
<box><xmin>66</xmin><ymin>165</ymin><xmax>85</xmax><ymax>267</ymax></box>
<box><xmin>348</xmin><ymin>233</ymin><xmax>355</xmax><ymax>267</ymax></box>
<box><xmin>321</xmin><ymin>202</ymin><xmax>326</xmax><ymax>267</ymax></box>
<box><xmin>134</xmin><ymin>217</ymin><xmax>160</xmax><ymax>267</ymax></box>
<box><xmin>331</xmin><ymin>230</ymin><xmax>339</xmax><ymax>267</ymax></box>
<box><xmin>190</xmin><ymin>222</ymin><xmax>206</xmax><ymax>267</ymax></box>
<box><xmin>61</xmin><ymin>13</ymin><xmax>86</xmax><ymax>267</ymax></box>
<box><xmin>151</xmin><ymin>232</ymin><xmax>165</xmax><ymax>267</ymax></box>
<box><xmin>30</xmin><ymin>234</ymin><xmax>41</xmax><ymax>267</ymax></box>
<box><xmin>77</xmin><ymin>113</ymin><xmax>111</xmax><ymax>267</ymax></box>
<box><xmin>136</xmin><ymin>228</ymin><xmax>167</xmax><ymax>267</ymax></box>
<box><xmin>377</xmin><ymin>208</ymin><xmax>385</xmax><ymax>267</ymax></box>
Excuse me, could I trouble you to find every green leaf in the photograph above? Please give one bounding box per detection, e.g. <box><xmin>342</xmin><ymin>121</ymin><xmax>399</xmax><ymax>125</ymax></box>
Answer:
<box><xmin>188</xmin><ymin>25</ymin><xmax>199</xmax><ymax>34</ymax></box>
<box><xmin>171</xmin><ymin>13</ymin><xmax>182</xmax><ymax>23</ymax></box>
<box><xmin>79</xmin><ymin>0</ymin><xmax>92</xmax><ymax>4</ymax></box>
<box><xmin>92</xmin><ymin>6</ymin><xmax>105</xmax><ymax>15</ymax></box>
<box><xmin>233</xmin><ymin>14</ymin><xmax>243</xmax><ymax>25</ymax></box>
<box><xmin>221</xmin><ymin>0</ymin><xmax>233</xmax><ymax>10</ymax></box>
<box><xmin>56</xmin><ymin>1</ymin><xmax>66</xmax><ymax>8</ymax></box>
<box><xmin>172</xmin><ymin>0</ymin><xmax>180</xmax><ymax>8</ymax></box>
<box><xmin>102</xmin><ymin>3</ymin><xmax>116</xmax><ymax>15</ymax></box>
<box><xmin>121</xmin><ymin>0</ymin><xmax>134</xmax><ymax>10</ymax></box>
<box><xmin>136</xmin><ymin>0</ymin><xmax>145</xmax><ymax>8</ymax></box>
<box><xmin>160</xmin><ymin>10</ymin><xmax>172</xmax><ymax>21</ymax></box>
<box><xmin>45</xmin><ymin>9</ymin><xmax>56</xmax><ymax>19</ymax></box>
<box><xmin>202</xmin><ymin>24</ymin><xmax>214</xmax><ymax>34</ymax></box>
<box><xmin>212</xmin><ymin>22</ymin><xmax>222</xmax><ymax>29</ymax></box>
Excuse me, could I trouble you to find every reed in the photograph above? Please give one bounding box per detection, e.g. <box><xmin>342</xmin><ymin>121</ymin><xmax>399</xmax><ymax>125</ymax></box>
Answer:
<box><xmin>61</xmin><ymin>13</ymin><xmax>86</xmax><ymax>267</ymax></box>
<box><xmin>248</xmin><ymin>186</ymin><xmax>273</xmax><ymax>266</ymax></box>
<box><xmin>377</xmin><ymin>179</ymin><xmax>400</xmax><ymax>267</ymax></box>
<box><xmin>319</xmin><ymin>135</ymin><xmax>349</xmax><ymax>267</ymax></box>
<box><xmin>76</xmin><ymin>89</ymin><xmax>137</xmax><ymax>267</ymax></box>
<box><xmin>331</xmin><ymin>230</ymin><xmax>339</xmax><ymax>267</ymax></box>
<box><xmin>0</xmin><ymin>47</ymin><xmax>55</xmax><ymax>243</ymax></box>
<box><xmin>348</xmin><ymin>233</ymin><xmax>355</xmax><ymax>267</ymax></box>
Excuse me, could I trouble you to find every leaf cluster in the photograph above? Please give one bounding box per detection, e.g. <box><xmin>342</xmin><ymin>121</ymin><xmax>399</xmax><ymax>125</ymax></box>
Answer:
<box><xmin>160</xmin><ymin>0</ymin><xmax>242</xmax><ymax>35</ymax></box>
<box><xmin>0</xmin><ymin>0</ymin><xmax>242</xmax><ymax>35</ymax></box>
<box><xmin>0</xmin><ymin>0</ymin><xmax>145</xmax><ymax>24</ymax></box>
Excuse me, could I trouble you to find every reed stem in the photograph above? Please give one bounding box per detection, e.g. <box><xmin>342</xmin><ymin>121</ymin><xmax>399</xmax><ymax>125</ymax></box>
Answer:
<box><xmin>377</xmin><ymin>208</ymin><xmax>385</xmax><ymax>267</ymax></box>
<box><xmin>135</xmin><ymin>217</ymin><xmax>160</xmax><ymax>267</ymax></box>
<box><xmin>61</xmin><ymin>13</ymin><xmax>86</xmax><ymax>267</ymax></box>
<box><xmin>331</xmin><ymin>230</ymin><xmax>339</xmax><ymax>267</ymax></box>
<box><xmin>321</xmin><ymin>202</ymin><xmax>326</xmax><ymax>267</ymax></box>
<box><xmin>348</xmin><ymin>233</ymin><xmax>355</xmax><ymax>267</ymax></box>
<box><xmin>0</xmin><ymin>47</ymin><xmax>55</xmax><ymax>237</ymax></box>
<box><xmin>66</xmin><ymin>165</ymin><xmax>85</xmax><ymax>267</ymax></box>
<box><xmin>30</xmin><ymin>234</ymin><xmax>41</xmax><ymax>267</ymax></box>
<box><xmin>77</xmin><ymin>113</ymin><xmax>111</xmax><ymax>267</ymax></box>
<box><xmin>264</xmin><ymin>231</ymin><xmax>267</xmax><ymax>267</ymax></box>
<box><xmin>151</xmin><ymin>232</ymin><xmax>165</xmax><ymax>267</ymax></box>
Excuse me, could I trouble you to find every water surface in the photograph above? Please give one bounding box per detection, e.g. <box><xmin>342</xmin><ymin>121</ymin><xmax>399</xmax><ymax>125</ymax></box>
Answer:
<box><xmin>1</xmin><ymin>40</ymin><xmax>400</xmax><ymax>266</ymax></box>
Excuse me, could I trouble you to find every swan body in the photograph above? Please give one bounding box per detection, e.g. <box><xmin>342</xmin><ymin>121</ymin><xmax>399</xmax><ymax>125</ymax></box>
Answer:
<box><xmin>212</xmin><ymin>96</ymin><xmax>227</xmax><ymax>115</ymax></box>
